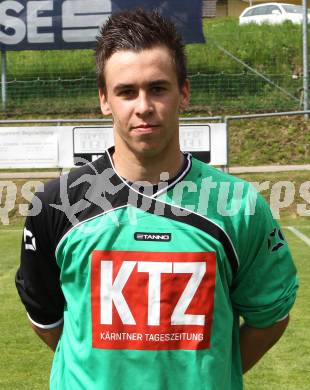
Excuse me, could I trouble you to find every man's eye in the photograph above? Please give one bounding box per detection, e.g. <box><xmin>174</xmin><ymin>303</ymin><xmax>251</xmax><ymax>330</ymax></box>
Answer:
<box><xmin>120</xmin><ymin>90</ymin><xmax>135</xmax><ymax>97</ymax></box>
<box><xmin>151</xmin><ymin>86</ymin><xmax>165</xmax><ymax>94</ymax></box>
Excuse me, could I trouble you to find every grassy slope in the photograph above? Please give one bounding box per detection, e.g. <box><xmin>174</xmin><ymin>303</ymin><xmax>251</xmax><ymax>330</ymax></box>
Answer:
<box><xmin>7</xmin><ymin>18</ymin><xmax>304</xmax><ymax>78</ymax></box>
<box><xmin>2</xmin><ymin>18</ymin><xmax>306</xmax><ymax>116</ymax></box>
<box><xmin>229</xmin><ymin>116</ymin><xmax>310</xmax><ymax>166</ymax></box>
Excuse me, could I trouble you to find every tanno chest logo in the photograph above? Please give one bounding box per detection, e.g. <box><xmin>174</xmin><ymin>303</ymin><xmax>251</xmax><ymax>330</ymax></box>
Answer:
<box><xmin>134</xmin><ymin>232</ymin><xmax>171</xmax><ymax>242</ymax></box>
<box><xmin>91</xmin><ymin>251</ymin><xmax>216</xmax><ymax>350</ymax></box>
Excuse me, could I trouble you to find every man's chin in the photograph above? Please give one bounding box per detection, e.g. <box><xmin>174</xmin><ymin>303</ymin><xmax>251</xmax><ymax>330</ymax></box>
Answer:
<box><xmin>131</xmin><ymin>142</ymin><xmax>164</xmax><ymax>158</ymax></box>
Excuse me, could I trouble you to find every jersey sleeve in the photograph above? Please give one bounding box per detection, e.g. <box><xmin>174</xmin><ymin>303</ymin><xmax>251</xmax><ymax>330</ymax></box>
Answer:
<box><xmin>231</xmin><ymin>192</ymin><xmax>298</xmax><ymax>328</ymax></box>
<box><xmin>15</xmin><ymin>193</ymin><xmax>65</xmax><ymax>329</ymax></box>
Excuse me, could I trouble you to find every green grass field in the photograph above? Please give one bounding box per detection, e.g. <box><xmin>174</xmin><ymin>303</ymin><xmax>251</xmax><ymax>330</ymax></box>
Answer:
<box><xmin>0</xmin><ymin>228</ymin><xmax>53</xmax><ymax>389</ymax></box>
<box><xmin>0</xmin><ymin>216</ymin><xmax>309</xmax><ymax>389</ymax></box>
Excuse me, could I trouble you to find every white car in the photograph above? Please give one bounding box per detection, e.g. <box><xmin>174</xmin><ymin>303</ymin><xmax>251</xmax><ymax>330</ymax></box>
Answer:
<box><xmin>239</xmin><ymin>2</ymin><xmax>310</xmax><ymax>25</ymax></box>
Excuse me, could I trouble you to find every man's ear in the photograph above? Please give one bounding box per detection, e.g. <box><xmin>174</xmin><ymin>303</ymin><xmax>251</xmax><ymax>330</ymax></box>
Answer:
<box><xmin>179</xmin><ymin>79</ymin><xmax>190</xmax><ymax>112</ymax></box>
<box><xmin>99</xmin><ymin>88</ymin><xmax>112</xmax><ymax>116</ymax></box>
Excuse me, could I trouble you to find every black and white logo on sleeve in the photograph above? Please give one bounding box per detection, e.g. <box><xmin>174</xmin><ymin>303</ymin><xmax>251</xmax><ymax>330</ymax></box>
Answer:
<box><xmin>24</xmin><ymin>228</ymin><xmax>36</xmax><ymax>251</ymax></box>
<box><xmin>268</xmin><ymin>228</ymin><xmax>285</xmax><ymax>252</ymax></box>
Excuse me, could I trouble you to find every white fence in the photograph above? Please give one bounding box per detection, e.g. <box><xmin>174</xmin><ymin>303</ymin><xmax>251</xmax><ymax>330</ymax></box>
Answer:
<box><xmin>1</xmin><ymin>111</ymin><xmax>309</xmax><ymax>170</ymax></box>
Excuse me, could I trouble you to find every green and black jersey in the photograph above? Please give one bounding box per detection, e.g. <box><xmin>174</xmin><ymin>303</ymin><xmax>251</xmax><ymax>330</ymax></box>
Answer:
<box><xmin>16</xmin><ymin>148</ymin><xmax>298</xmax><ymax>390</ymax></box>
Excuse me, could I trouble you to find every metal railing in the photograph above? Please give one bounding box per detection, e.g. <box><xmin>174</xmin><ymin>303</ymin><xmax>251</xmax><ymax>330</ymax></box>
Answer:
<box><xmin>0</xmin><ymin>111</ymin><xmax>309</xmax><ymax>172</ymax></box>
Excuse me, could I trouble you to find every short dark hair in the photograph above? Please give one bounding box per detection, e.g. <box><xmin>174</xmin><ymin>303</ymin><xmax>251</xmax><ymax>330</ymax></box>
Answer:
<box><xmin>95</xmin><ymin>8</ymin><xmax>187</xmax><ymax>91</ymax></box>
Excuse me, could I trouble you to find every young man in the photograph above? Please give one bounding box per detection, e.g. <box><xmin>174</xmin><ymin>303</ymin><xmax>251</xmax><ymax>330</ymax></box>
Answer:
<box><xmin>16</xmin><ymin>8</ymin><xmax>298</xmax><ymax>390</ymax></box>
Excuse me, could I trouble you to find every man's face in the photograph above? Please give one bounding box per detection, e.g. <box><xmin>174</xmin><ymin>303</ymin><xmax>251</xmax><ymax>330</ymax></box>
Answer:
<box><xmin>99</xmin><ymin>46</ymin><xmax>189</xmax><ymax>158</ymax></box>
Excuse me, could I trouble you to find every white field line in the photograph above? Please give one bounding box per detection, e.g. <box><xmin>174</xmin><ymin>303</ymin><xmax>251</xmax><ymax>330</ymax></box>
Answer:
<box><xmin>0</xmin><ymin>229</ymin><xmax>23</xmax><ymax>233</ymax></box>
<box><xmin>289</xmin><ymin>225</ymin><xmax>310</xmax><ymax>228</ymax></box>
<box><xmin>285</xmin><ymin>226</ymin><xmax>310</xmax><ymax>247</ymax></box>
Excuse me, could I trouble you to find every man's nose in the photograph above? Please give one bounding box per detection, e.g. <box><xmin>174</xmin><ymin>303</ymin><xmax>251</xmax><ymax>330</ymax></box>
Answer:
<box><xmin>135</xmin><ymin>91</ymin><xmax>154</xmax><ymax>116</ymax></box>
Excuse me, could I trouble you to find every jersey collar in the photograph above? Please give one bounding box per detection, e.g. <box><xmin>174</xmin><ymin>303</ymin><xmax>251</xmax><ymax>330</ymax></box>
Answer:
<box><xmin>105</xmin><ymin>146</ymin><xmax>192</xmax><ymax>198</ymax></box>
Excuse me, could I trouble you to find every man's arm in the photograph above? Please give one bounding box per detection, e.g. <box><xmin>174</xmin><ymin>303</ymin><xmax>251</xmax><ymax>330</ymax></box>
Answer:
<box><xmin>30</xmin><ymin>322</ymin><xmax>63</xmax><ymax>352</ymax></box>
<box><xmin>240</xmin><ymin>315</ymin><xmax>289</xmax><ymax>373</ymax></box>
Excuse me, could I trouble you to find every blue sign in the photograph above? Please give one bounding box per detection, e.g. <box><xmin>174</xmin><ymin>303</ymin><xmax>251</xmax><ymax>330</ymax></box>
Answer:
<box><xmin>0</xmin><ymin>0</ymin><xmax>204</xmax><ymax>51</ymax></box>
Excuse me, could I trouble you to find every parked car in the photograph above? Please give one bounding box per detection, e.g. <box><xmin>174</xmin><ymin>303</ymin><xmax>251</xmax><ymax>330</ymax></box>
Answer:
<box><xmin>239</xmin><ymin>3</ymin><xmax>310</xmax><ymax>25</ymax></box>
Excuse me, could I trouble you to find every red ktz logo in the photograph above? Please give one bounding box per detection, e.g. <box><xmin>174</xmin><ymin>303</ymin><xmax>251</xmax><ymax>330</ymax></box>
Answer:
<box><xmin>91</xmin><ymin>251</ymin><xmax>216</xmax><ymax>350</ymax></box>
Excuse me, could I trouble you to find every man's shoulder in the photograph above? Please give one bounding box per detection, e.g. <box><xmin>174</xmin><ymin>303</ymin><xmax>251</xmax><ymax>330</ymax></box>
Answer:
<box><xmin>39</xmin><ymin>154</ymin><xmax>108</xmax><ymax>204</ymax></box>
<box><xmin>189</xmin><ymin>157</ymin><xmax>264</xmax><ymax>222</ymax></box>
<box><xmin>27</xmin><ymin>154</ymin><xmax>111</xmax><ymax>242</ymax></box>
<box><xmin>191</xmin><ymin>157</ymin><xmax>251</xmax><ymax>187</ymax></box>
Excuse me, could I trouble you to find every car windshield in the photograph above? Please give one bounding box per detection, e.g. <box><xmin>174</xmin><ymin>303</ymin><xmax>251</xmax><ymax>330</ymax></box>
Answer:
<box><xmin>281</xmin><ymin>5</ymin><xmax>303</xmax><ymax>14</ymax></box>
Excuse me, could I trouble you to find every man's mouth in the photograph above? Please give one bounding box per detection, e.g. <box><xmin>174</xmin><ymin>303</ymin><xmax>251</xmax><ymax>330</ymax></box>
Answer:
<box><xmin>132</xmin><ymin>124</ymin><xmax>160</xmax><ymax>134</ymax></box>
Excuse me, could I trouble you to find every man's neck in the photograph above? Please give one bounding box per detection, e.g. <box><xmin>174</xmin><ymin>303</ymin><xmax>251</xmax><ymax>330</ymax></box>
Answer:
<box><xmin>111</xmin><ymin>147</ymin><xmax>185</xmax><ymax>184</ymax></box>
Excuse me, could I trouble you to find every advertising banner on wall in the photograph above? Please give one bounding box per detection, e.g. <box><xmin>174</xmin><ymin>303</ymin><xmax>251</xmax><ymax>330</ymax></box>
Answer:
<box><xmin>0</xmin><ymin>0</ymin><xmax>204</xmax><ymax>51</ymax></box>
<box><xmin>0</xmin><ymin>127</ymin><xmax>59</xmax><ymax>168</ymax></box>
<box><xmin>73</xmin><ymin>123</ymin><xmax>227</xmax><ymax>166</ymax></box>
<box><xmin>0</xmin><ymin>123</ymin><xmax>227</xmax><ymax>168</ymax></box>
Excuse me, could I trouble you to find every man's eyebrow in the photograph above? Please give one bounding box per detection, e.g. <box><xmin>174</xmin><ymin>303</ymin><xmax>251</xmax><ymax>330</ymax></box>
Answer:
<box><xmin>148</xmin><ymin>79</ymin><xmax>170</xmax><ymax>87</ymax></box>
<box><xmin>113</xmin><ymin>79</ymin><xmax>170</xmax><ymax>93</ymax></box>
<box><xmin>113</xmin><ymin>83</ymin><xmax>135</xmax><ymax>93</ymax></box>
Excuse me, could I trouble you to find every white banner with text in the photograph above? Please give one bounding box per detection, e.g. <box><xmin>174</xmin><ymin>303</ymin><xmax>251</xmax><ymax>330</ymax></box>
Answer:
<box><xmin>0</xmin><ymin>123</ymin><xmax>227</xmax><ymax>168</ymax></box>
